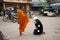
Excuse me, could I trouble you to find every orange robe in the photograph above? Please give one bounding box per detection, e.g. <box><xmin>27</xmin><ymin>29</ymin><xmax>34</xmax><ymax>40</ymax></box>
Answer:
<box><xmin>17</xmin><ymin>9</ymin><xmax>29</xmax><ymax>32</ymax></box>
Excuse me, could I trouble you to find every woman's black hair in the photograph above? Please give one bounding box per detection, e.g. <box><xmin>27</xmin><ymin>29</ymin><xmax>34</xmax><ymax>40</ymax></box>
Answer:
<box><xmin>35</xmin><ymin>19</ymin><xmax>43</xmax><ymax>25</ymax></box>
<box><xmin>35</xmin><ymin>19</ymin><xmax>40</xmax><ymax>23</ymax></box>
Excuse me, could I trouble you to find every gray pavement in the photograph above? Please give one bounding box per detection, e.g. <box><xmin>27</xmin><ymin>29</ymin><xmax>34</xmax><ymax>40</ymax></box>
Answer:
<box><xmin>0</xmin><ymin>16</ymin><xmax>60</xmax><ymax>40</ymax></box>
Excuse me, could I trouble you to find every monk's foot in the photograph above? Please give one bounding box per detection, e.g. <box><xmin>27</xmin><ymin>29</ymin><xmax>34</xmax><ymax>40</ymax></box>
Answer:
<box><xmin>20</xmin><ymin>32</ymin><xmax>23</xmax><ymax>36</ymax></box>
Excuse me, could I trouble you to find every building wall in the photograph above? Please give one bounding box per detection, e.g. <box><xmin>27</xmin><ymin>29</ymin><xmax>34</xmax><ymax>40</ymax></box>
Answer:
<box><xmin>4</xmin><ymin>0</ymin><xmax>17</xmax><ymax>1</ymax></box>
<box><xmin>3</xmin><ymin>0</ymin><xmax>31</xmax><ymax>11</ymax></box>
<box><xmin>17</xmin><ymin>0</ymin><xmax>32</xmax><ymax>1</ymax></box>
<box><xmin>4</xmin><ymin>0</ymin><xmax>31</xmax><ymax>1</ymax></box>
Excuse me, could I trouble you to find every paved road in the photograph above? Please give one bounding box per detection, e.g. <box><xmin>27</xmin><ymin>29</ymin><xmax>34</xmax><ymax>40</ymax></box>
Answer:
<box><xmin>0</xmin><ymin>16</ymin><xmax>60</xmax><ymax>40</ymax></box>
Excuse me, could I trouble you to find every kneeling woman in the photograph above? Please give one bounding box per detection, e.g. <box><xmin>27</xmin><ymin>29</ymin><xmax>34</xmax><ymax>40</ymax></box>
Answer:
<box><xmin>33</xmin><ymin>17</ymin><xmax>45</xmax><ymax>35</ymax></box>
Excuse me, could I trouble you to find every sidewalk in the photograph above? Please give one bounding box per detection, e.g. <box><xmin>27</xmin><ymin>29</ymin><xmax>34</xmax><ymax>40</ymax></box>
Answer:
<box><xmin>0</xmin><ymin>16</ymin><xmax>60</xmax><ymax>40</ymax></box>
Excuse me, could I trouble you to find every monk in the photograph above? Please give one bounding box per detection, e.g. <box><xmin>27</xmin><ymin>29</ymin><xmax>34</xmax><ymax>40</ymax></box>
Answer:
<box><xmin>17</xmin><ymin>7</ymin><xmax>29</xmax><ymax>36</ymax></box>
